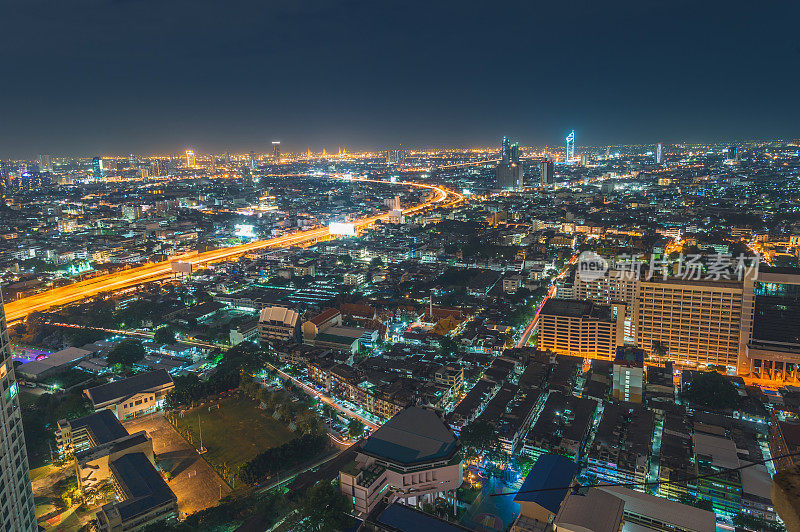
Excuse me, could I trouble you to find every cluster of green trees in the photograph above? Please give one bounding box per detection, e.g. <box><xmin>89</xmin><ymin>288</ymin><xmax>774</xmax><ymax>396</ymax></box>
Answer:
<box><xmin>142</xmin><ymin>491</ymin><xmax>288</xmax><ymax>532</ymax></box>
<box><xmin>240</xmin><ymin>377</ymin><xmax>323</xmax><ymax>436</ymax></box>
<box><xmin>683</xmin><ymin>371</ymin><xmax>740</xmax><ymax>410</ymax></box>
<box><xmin>294</xmin><ymin>481</ymin><xmax>354</xmax><ymax>531</ymax></box>
<box><xmin>165</xmin><ymin>343</ymin><xmax>270</xmax><ymax>409</ymax></box>
<box><xmin>22</xmin><ymin>387</ymin><xmax>95</xmax><ymax>467</ymax></box>
<box><xmin>459</xmin><ymin>420</ymin><xmax>498</xmax><ymax>459</ymax></box>
<box><xmin>106</xmin><ymin>339</ymin><xmax>146</xmax><ymax>369</ymax></box>
<box><xmin>239</xmin><ymin>433</ymin><xmax>328</xmax><ymax>485</ymax></box>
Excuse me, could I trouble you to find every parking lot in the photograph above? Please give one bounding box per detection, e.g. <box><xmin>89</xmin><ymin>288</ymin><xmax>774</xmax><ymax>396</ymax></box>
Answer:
<box><xmin>123</xmin><ymin>414</ymin><xmax>231</xmax><ymax>518</ymax></box>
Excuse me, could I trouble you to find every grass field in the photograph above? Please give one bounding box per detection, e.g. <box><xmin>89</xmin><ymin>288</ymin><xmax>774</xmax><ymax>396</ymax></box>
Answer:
<box><xmin>172</xmin><ymin>396</ymin><xmax>295</xmax><ymax>473</ymax></box>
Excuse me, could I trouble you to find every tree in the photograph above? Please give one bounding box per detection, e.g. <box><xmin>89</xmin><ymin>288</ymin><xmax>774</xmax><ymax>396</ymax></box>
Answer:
<box><xmin>107</xmin><ymin>339</ymin><xmax>146</xmax><ymax>368</ymax></box>
<box><xmin>459</xmin><ymin>420</ymin><xmax>498</xmax><ymax>459</ymax></box>
<box><xmin>348</xmin><ymin>419</ymin><xmax>365</xmax><ymax>439</ymax></box>
<box><xmin>437</xmin><ymin>336</ymin><xmax>458</xmax><ymax>357</ymax></box>
<box><xmin>732</xmin><ymin>512</ymin><xmax>784</xmax><ymax>532</ymax></box>
<box><xmin>369</xmin><ymin>257</ymin><xmax>384</xmax><ymax>269</ymax></box>
<box><xmin>683</xmin><ymin>371</ymin><xmax>740</xmax><ymax>410</ymax></box>
<box><xmin>153</xmin><ymin>326</ymin><xmax>177</xmax><ymax>345</ymax></box>
<box><xmin>296</xmin><ymin>409</ymin><xmax>322</xmax><ymax>435</ymax></box>
<box><xmin>651</xmin><ymin>340</ymin><xmax>668</xmax><ymax>364</ymax></box>
<box><xmin>296</xmin><ymin>481</ymin><xmax>354</xmax><ymax>532</ymax></box>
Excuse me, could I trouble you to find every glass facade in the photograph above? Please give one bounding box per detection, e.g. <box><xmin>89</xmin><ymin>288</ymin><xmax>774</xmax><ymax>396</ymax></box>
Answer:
<box><xmin>752</xmin><ymin>281</ymin><xmax>800</xmax><ymax>346</ymax></box>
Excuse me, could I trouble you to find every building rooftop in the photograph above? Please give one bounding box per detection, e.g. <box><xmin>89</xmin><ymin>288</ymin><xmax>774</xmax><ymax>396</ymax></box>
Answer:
<box><xmin>374</xmin><ymin>502</ymin><xmax>471</xmax><ymax>531</ymax></box>
<box><xmin>259</xmin><ymin>305</ymin><xmax>300</xmax><ymax>326</ymax></box>
<box><xmin>514</xmin><ymin>454</ymin><xmax>578</xmax><ymax>513</ymax></box>
<box><xmin>308</xmin><ymin>307</ymin><xmax>340</xmax><ymax>326</ymax></box>
<box><xmin>59</xmin><ymin>410</ymin><xmax>128</xmax><ymax>445</ymax></box>
<box><xmin>554</xmin><ymin>489</ymin><xmax>625</xmax><ymax>532</ymax></box>
<box><xmin>108</xmin><ymin>452</ymin><xmax>176</xmax><ymax>522</ymax></box>
<box><xmin>540</xmin><ymin>298</ymin><xmax>614</xmax><ymax>321</ymax></box>
<box><xmin>361</xmin><ymin>407</ymin><xmax>458</xmax><ymax>465</ymax></box>
<box><xmin>85</xmin><ymin>369</ymin><xmax>173</xmax><ymax>407</ymax></box>
<box><xmin>75</xmin><ymin>431</ymin><xmax>150</xmax><ymax>464</ymax></box>
<box><xmin>599</xmin><ymin>485</ymin><xmax>716</xmax><ymax>532</ymax></box>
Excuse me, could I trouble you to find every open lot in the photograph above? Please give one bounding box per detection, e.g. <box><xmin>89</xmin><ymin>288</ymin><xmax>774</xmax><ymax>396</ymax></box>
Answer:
<box><xmin>171</xmin><ymin>396</ymin><xmax>296</xmax><ymax>477</ymax></box>
<box><xmin>124</xmin><ymin>414</ymin><xmax>231</xmax><ymax>518</ymax></box>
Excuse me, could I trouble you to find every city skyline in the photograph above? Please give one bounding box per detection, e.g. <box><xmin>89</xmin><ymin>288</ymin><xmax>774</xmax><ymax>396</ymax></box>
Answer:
<box><xmin>5</xmin><ymin>0</ymin><xmax>800</xmax><ymax>530</ymax></box>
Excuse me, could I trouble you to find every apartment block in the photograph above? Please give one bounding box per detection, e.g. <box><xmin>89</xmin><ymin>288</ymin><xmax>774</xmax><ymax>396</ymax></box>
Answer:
<box><xmin>537</xmin><ymin>298</ymin><xmax>625</xmax><ymax>360</ymax></box>
<box><xmin>634</xmin><ymin>278</ymin><xmax>743</xmax><ymax>368</ymax></box>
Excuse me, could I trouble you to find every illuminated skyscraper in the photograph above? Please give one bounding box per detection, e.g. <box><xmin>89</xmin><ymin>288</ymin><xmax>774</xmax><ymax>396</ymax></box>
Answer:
<box><xmin>0</xmin><ymin>161</ymin><xmax>8</xmax><ymax>188</ymax></box>
<box><xmin>38</xmin><ymin>154</ymin><xmax>52</xmax><ymax>172</ymax></box>
<box><xmin>0</xmin><ymin>294</ymin><xmax>37</xmax><ymax>531</ymax></box>
<box><xmin>185</xmin><ymin>150</ymin><xmax>196</xmax><ymax>168</ymax></box>
<box><xmin>151</xmin><ymin>159</ymin><xmax>166</xmax><ymax>177</ymax></box>
<box><xmin>249</xmin><ymin>151</ymin><xmax>257</xmax><ymax>170</ymax></box>
<box><xmin>566</xmin><ymin>130</ymin><xmax>575</xmax><ymax>162</ymax></box>
<box><xmin>128</xmin><ymin>153</ymin><xmax>137</xmax><ymax>169</ymax></box>
<box><xmin>92</xmin><ymin>157</ymin><xmax>102</xmax><ymax>179</ymax></box>
<box><xmin>501</xmin><ymin>136</ymin><xmax>511</xmax><ymax>164</ymax></box>
<box><xmin>272</xmin><ymin>141</ymin><xmax>281</xmax><ymax>161</ymax></box>
<box><xmin>496</xmin><ymin>137</ymin><xmax>523</xmax><ymax>190</ymax></box>
<box><xmin>656</xmin><ymin>143</ymin><xmax>662</xmax><ymax>164</ymax></box>
<box><xmin>540</xmin><ymin>159</ymin><xmax>554</xmax><ymax>186</ymax></box>
<box><xmin>386</xmin><ymin>149</ymin><xmax>406</xmax><ymax>165</ymax></box>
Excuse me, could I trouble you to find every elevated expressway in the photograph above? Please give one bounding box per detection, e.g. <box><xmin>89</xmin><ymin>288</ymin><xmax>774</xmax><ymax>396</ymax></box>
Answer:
<box><xmin>4</xmin><ymin>177</ymin><xmax>463</xmax><ymax>323</ymax></box>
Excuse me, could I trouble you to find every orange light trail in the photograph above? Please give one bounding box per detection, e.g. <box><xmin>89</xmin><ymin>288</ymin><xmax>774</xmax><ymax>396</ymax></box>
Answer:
<box><xmin>5</xmin><ymin>178</ymin><xmax>463</xmax><ymax>322</ymax></box>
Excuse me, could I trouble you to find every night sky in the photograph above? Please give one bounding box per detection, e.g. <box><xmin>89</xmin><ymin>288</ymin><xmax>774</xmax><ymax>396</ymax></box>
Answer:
<box><xmin>2</xmin><ymin>0</ymin><xmax>798</xmax><ymax>156</ymax></box>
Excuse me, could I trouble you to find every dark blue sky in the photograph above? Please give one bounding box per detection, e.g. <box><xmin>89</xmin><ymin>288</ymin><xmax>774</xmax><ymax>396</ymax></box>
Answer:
<box><xmin>1</xmin><ymin>0</ymin><xmax>798</xmax><ymax>156</ymax></box>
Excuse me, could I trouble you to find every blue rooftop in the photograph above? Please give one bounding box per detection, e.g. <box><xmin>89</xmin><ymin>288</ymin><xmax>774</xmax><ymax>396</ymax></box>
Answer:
<box><xmin>377</xmin><ymin>502</ymin><xmax>470</xmax><ymax>531</ymax></box>
<box><xmin>513</xmin><ymin>454</ymin><xmax>578</xmax><ymax>513</ymax></box>
<box><xmin>615</xmin><ymin>346</ymin><xmax>645</xmax><ymax>364</ymax></box>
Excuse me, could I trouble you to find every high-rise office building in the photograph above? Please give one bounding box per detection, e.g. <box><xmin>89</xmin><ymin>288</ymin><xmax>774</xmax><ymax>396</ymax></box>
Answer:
<box><xmin>92</xmin><ymin>157</ymin><xmax>102</xmax><ymax>179</ymax></box>
<box><xmin>540</xmin><ymin>160</ymin><xmax>554</xmax><ymax>186</ymax></box>
<box><xmin>128</xmin><ymin>153</ymin><xmax>137</xmax><ymax>169</ymax></box>
<box><xmin>739</xmin><ymin>267</ymin><xmax>800</xmax><ymax>381</ymax></box>
<box><xmin>386</xmin><ymin>149</ymin><xmax>406</xmax><ymax>165</ymax></box>
<box><xmin>0</xmin><ymin>161</ymin><xmax>9</xmax><ymax>188</ymax></box>
<box><xmin>249</xmin><ymin>151</ymin><xmax>257</xmax><ymax>170</ymax></box>
<box><xmin>0</xmin><ymin>294</ymin><xmax>36</xmax><ymax>531</ymax></box>
<box><xmin>272</xmin><ymin>141</ymin><xmax>281</xmax><ymax>161</ymax></box>
<box><xmin>185</xmin><ymin>150</ymin><xmax>196</xmax><ymax>168</ymax></box>
<box><xmin>656</xmin><ymin>143</ymin><xmax>663</xmax><ymax>164</ymax></box>
<box><xmin>38</xmin><ymin>154</ymin><xmax>52</xmax><ymax>172</ymax></box>
<box><xmin>150</xmin><ymin>159</ymin><xmax>166</xmax><ymax>177</ymax></box>
<box><xmin>727</xmin><ymin>146</ymin><xmax>739</xmax><ymax>161</ymax></box>
<box><xmin>566</xmin><ymin>130</ymin><xmax>575</xmax><ymax>162</ymax></box>
<box><xmin>501</xmin><ymin>136</ymin><xmax>511</xmax><ymax>164</ymax></box>
<box><xmin>496</xmin><ymin>137</ymin><xmax>523</xmax><ymax>190</ymax></box>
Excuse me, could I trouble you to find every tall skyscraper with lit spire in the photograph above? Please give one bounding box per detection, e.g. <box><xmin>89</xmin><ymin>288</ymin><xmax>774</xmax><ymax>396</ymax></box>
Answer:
<box><xmin>566</xmin><ymin>130</ymin><xmax>575</xmax><ymax>162</ymax></box>
<box><xmin>0</xmin><ymin>292</ymin><xmax>36</xmax><ymax>531</ymax></box>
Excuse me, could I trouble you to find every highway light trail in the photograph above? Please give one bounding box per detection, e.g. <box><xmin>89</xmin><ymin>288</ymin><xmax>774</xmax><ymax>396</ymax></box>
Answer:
<box><xmin>4</xmin><ymin>178</ymin><xmax>462</xmax><ymax>322</ymax></box>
